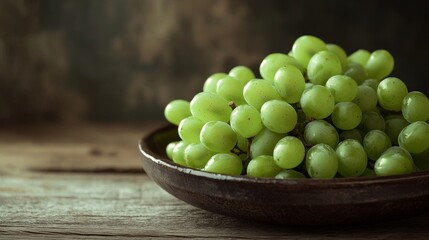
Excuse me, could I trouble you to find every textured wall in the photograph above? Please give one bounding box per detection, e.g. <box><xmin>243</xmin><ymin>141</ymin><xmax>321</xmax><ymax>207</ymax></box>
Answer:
<box><xmin>0</xmin><ymin>0</ymin><xmax>428</xmax><ymax>122</ymax></box>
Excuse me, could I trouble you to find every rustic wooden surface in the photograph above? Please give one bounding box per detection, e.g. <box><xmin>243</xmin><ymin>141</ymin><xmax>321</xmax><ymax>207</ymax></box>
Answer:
<box><xmin>1</xmin><ymin>123</ymin><xmax>429</xmax><ymax>239</ymax></box>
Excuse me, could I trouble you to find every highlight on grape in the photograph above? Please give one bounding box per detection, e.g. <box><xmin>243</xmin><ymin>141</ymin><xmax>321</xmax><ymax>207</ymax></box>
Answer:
<box><xmin>164</xmin><ymin>35</ymin><xmax>429</xmax><ymax>179</ymax></box>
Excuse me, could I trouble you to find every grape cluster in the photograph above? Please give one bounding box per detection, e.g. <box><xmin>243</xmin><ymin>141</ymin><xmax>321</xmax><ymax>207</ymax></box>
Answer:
<box><xmin>164</xmin><ymin>35</ymin><xmax>429</xmax><ymax>179</ymax></box>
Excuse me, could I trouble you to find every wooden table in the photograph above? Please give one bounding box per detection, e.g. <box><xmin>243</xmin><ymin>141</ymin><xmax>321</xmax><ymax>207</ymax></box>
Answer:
<box><xmin>1</xmin><ymin>123</ymin><xmax>429</xmax><ymax>239</ymax></box>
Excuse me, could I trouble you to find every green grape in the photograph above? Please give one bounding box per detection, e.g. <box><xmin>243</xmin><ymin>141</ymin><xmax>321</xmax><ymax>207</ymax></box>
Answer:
<box><xmin>190</xmin><ymin>92</ymin><xmax>232</xmax><ymax>123</ymax></box>
<box><xmin>203</xmin><ymin>73</ymin><xmax>228</xmax><ymax>93</ymax></box>
<box><xmin>250</xmin><ymin>128</ymin><xmax>285</xmax><ymax>158</ymax></box>
<box><xmin>229</xmin><ymin>65</ymin><xmax>255</xmax><ymax>84</ymax></box>
<box><xmin>307</xmin><ymin>50</ymin><xmax>342</xmax><ymax>85</ymax></box>
<box><xmin>306</xmin><ymin>143</ymin><xmax>338</xmax><ymax>179</ymax></box>
<box><xmin>297</xmin><ymin>108</ymin><xmax>309</xmax><ymax>124</ymax></box>
<box><xmin>331</xmin><ymin>102</ymin><xmax>362</xmax><ymax>130</ymax></box>
<box><xmin>178</xmin><ymin>116</ymin><xmax>204</xmax><ymax>143</ymax></box>
<box><xmin>305</xmin><ymin>82</ymin><xmax>314</xmax><ymax>91</ymax></box>
<box><xmin>336</xmin><ymin>139</ymin><xmax>367</xmax><ymax>177</ymax></box>
<box><xmin>304</xmin><ymin>120</ymin><xmax>339</xmax><ymax>148</ymax></box>
<box><xmin>300</xmin><ymin>85</ymin><xmax>335</xmax><ymax>119</ymax></box>
<box><xmin>247</xmin><ymin>155</ymin><xmax>282</xmax><ymax>178</ymax></box>
<box><xmin>365</xmin><ymin>50</ymin><xmax>394</xmax><ymax>80</ymax></box>
<box><xmin>347</xmin><ymin>49</ymin><xmax>370</xmax><ymax>67</ymax></box>
<box><xmin>166</xmin><ymin>141</ymin><xmax>179</xmax><ymax>160</ymax></box>
<box><xmin>377</xmin><ymin>77</ymin><xmax>406</xmax><ymax>111</ymax></box>
<box><xmin>352</xmin><ymin>85</ymin><xmax>378</xmax><ymax>112</ymax></box>
<box><xmin>292</xmin><ymin>35</ymin><xmax>326</xmax><ymax>68</ymax></box>
<box><xmin>164</xmin><ymin>99</ymin><xmax>191</xmax><ymax>125</ymax></box>
<box><xmin>339</xmin><ymin>129</ymin><xmax>364</xmax><ymax>143</ymax></box>
<box><xmin>184</xmin><ymin>143</ymin><xmax>215</xmax><ymax>169</ymax></box>
<box><xmin>398</xmin><ymin>121</ymin><xmax>429</xmax><ymax>154</ymax></box>
<box><xmin>343</xmin><ymin>62</ymin><xmax>367</xmax><ymax>85</ymax></box>
<box><xmin>243</xmin><ymin>79</ymin><xmax>282</xmax><ymax>110</ymax></box>
<box><xmin>275</xmin><ymin>169</ymin><xmax>306</xmax><ymax>179</ymax></box>
<box><xmin>359</xmin><ymin>111</ymin><xmax>385</xmax><ymax>132</ymax></box>
<box><xmin>203</xmin><ymin>153</ymin><xmax>243</xmax><ymax>175</ymax></box>
<box><xmin>402</xmin><ymin>91</ymin><xmax>429</xmax><ymax>123</ymax></box>
<box><xmin>172</xmin><ymin>141</ymin><xmax>189</xmax><ymax>166</ymax></box>
<box><xmin>273</xmin><ymin>136</ymin><xmax>305</xmax><ymax>169</ymax></box>
<box><xmin>385</xmin><ymin>115</ymin><xmax>409</xmax><ymax>145</ymax></box>
<box><xmin>363</xmin><ymin>130</ymin><xmax>392</xmax><ymax>161</ymax></box>
<box><xmin>230</xmin><ymin>104</ymin><xmax>263</xmax><ymax>138</ymax></box>
<box><xmin>326</xmin><ymin>43</ymin><xmax>348</xmax><ymax>71</ymax></box>
<box><xmin>259</xmin><ymin>53</ymin><xmax>305</xmax><ymax>81</ymax></box>
<box><xmin>216</xmin><ymin>76</ymin><xmax>246</xmax><ymax>105</ymax></box>
<box><xmin>236</xmin><ymin>133</ymin><xmax>248</xmax><ymax>152</ymax></box>
<box><xmin>200</xmin><ymin>121</ymin><xmax>237</xmax><ymax>153</ymax></box>
<box><xmin>260</xmin><ymin>100</ymin><xmax>297</xmax><ymax>134</ymax></box>
<box><xmin>274</xmin><ymin>65</ymin><xmax>305</xmax><ymax>103</ymax></box>
<box><xmin>412</xmin><ymin>147</ymin><xmax>429</xmax><ymax>171</ymax></box>
<box><xmin>374</xmin><ymin>146</ymin><xmax>414</xmax><ymax>176</ymax></box>
<box><xmin>325</xmin><ymin>75</ymin><xmax>358</xmax><ymax>102</ymax></box>
<box><xmin>361</xmin><ymin>78</ymin><xmax>379</xmax><ymax>91</ymax></box>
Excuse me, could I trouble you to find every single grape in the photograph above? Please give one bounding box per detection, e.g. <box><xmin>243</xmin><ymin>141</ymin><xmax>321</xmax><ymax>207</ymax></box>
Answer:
<box><xmin>339</xmin><ymin>129</ymin><xmax>364</xmax><ymax>143</ymax></box>
<box><xmin>352</xmin><ymin>85</ymin><xmax>378</xmax><ymax>112</ymax></box>
<box><xmin>275</xmin><ymin>169</ymin><xmax>306</xmax><ymax>179</ymax></box>
<box><xmin>359</xmin><ymin>111</ymin><xmax>385</xmax><ymax>133</ymax></box>
<box><xmin>216</xmin><ymin>76</ymin><xmax>246</xmax><ymax>105</ymax></box>
<box><xmin>343</xmin><ymin>62</ymin><xmax>367</xmax><ymax>85</ymax></box>
<box><xmin>300</xmin><ymin>85</ymin><xmax>335</xmax><ymax>119</ymax></box>
<box><xmin>243</xmin><ymin>79</ymin><xmax>282</xmax><ymax>110</ymax></box>
<box><xmin>250</xmin><ymin>128</ymin><xmax>285</xmax><ymax>158</ymax></box>
<box><xmin>172</xmin><ymin>141</ymin><xmax>189</xmax><ymax>166</ymax></box>
<box><xmin>166</xmin><ymin>141</ymin><xmax>180</xmax><ymax>160</ymax></box>
<box><xmin>203</xmin><ymin>153</ymin><xmax>243</xmax><ymax>175</ymax></box>
<box><xmin>292</xmin><ymin>35</ymin><xmax>327</xmax><ymax>68</ymax></box>
<box><xmin>398</xmin><ymin>121</ymin><xmax>429</xmax><ymax>154</ymax></box>
<box><xmin>336</xmin><ymin>139</ymin><xmax>367</xmax><ymax>177</ymax></box>
<box><xmin>273</xmin><ymin>136</ymin><xmax>305</xmax><ymax>169</ymax></box>
<box><xmin>377</xmin><ymin>77</ymin><xmax>408</xmax><ymax>111</ymax></box>
<box><xmin>164</xmin><ymin>99</ymin><xmax>191</xmax><ymax>125</ymax></box>
<box><xmin>306</xmin><ymin>143</ymin><xmax>338</xmax><ymax>179</ymax></box>
<box><xmin>190</xmin><ymin>92</ymin><xmax>232</xmax><ymax>123</ymax></box>
<box><xmin>374</xmin><ymin>146</ymin><xmax>414</xmax><ymax>176</ymax></box>
<box><xmin>402</xmin><ymin>91</ymin><xmax>429</xmax><ymax>123</ymax></box>
<box><xmin>203</xmin><ymin>73</ymin><xmax>228</xmax><ymax>93</ymax></box>
<box><xmin>326</xmin><ymin>43</ymin><xmax>348</xmax><ymax>71</ymax></box>
<box><xmin>236</xmin><ymin>133</ymin><xmax>248</xmax><ymax>152</ymax></box>
<box><xmin>260</xmin><ymin>100</ymin><xmax>297</xmax><ymax>134</ymax></box>
<box><xmin>304</xmin><ymin>120</ymin><xmax>339</xmax><ymax>148</ymax></box>
<box><xmin>331</xmin><ymin>102</ymin><xmax>362</xmax><ymax>130</ymax></box>
<box><xmin>184</xmin><ymin>143</ymin><xmax>215</xmax><ymax>169</ymax></box>
<box><xmin>307</xmin><ymin>50</ymin><xmax>342</xmax><ymax>85</ymax></box>
<box><xmin>361</xmin><ymin>78</ymin><xmax>379</xmax><ymax>91</ymax></box>
<box><xmin>230</xmin><ymin>104</ymin><xmax>263</xmax><ymax>138</ymax></box>
<box><xmin>363</xmin><ymin>130</ymin><xmax>392</xmax><ymax>161</ymax></box>
<box><xmin>325</xmin><ymin>75</ymin><xmax>358</xmax><ymax>102</ymax></box>
<box><xmin>365</xmin><ymin>50</ymin><xmax>394</xmax><ymax>80</ymax></box>
<box><xmin>229</xmin><ymin>65</ymin><xmax>255</xmax><ymax>84</ymax></box>
<box><xmin>274</xmin><ymin>65</ymin><xmax>305</xmax><ymax>103</ymax></box>
<box><xmin>259</xmin><ymin>53</ymin><xmax>305</xmax><ymax>81</ymax></box>
<box><xmin>200</xmin><ymin>121</ymin><xmax>237</xmax><ymax>153</ymax></box>
<box><xmin>178</xmin><ymin>116</ymin><xmax>204</xmax><ymax>143</ymax></box>
<box><xmin>247</xmin><ymin>155</ymin><xmax>282</xmax><ymax>178</ymax></box>
<box><xmin>347</xmin><ymin>49</ymin><xmax>371</xmax><ymax>67</ymax></box>
<box><xmin>385</xmin><ymin>115</ymin><xmax>409</xmax><ymax>145</ymax></box>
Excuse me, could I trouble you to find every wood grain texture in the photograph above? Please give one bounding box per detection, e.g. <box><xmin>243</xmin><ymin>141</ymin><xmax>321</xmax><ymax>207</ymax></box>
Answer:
<box><xmin>0</xmin><ymin>122</ymin><xmax>161</xmax><ymax>172</ymax></box>
<box><xmin>1</xmin><ymin>171</ymin><xmax>429</xmax><ymax>239</ymax></box>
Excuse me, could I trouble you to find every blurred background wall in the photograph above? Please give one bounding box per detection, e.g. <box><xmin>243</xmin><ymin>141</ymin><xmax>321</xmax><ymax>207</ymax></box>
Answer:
<box><xmin>0</xmin><ymin>0</ymin><xmax>427</xmax><ymax>123</ymax></box>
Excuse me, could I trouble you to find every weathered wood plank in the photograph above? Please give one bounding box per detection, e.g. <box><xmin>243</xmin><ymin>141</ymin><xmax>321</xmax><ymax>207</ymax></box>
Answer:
<box><xmin>1</xmin><ymin>171</ymin><xmax>429</xmax><ymax>239</ymax></box>
<box><xmin>0</xmin><ymin>123</ymin><xmax>161</xmax><ymax>172</ymax></box>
